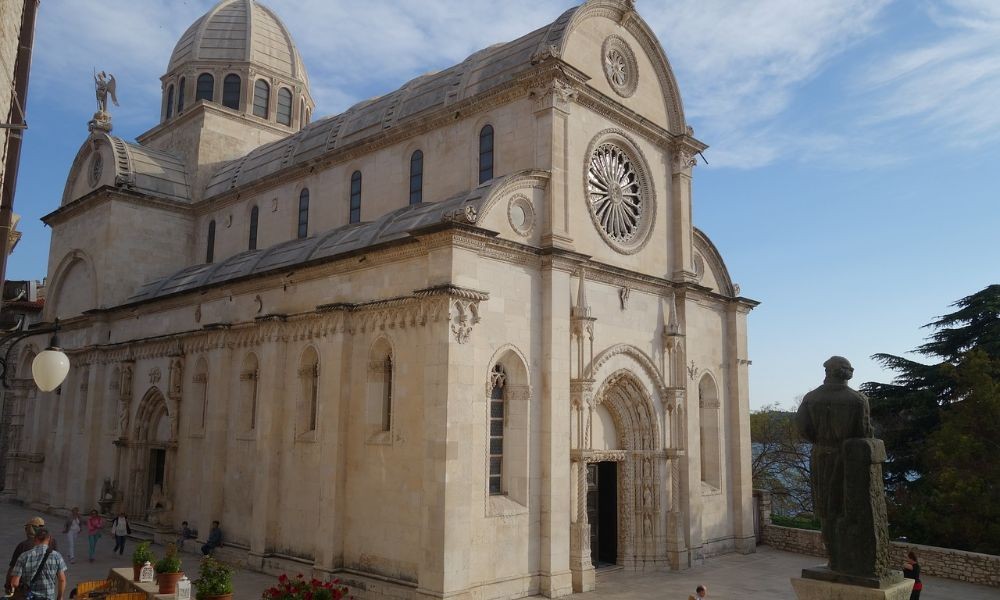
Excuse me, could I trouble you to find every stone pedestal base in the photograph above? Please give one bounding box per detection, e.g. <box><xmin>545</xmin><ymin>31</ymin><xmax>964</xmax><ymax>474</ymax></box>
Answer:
<box><xmin>791</xmin><ymin>576</ymin><xmax>914</xmax><ymax>600</ymax></box>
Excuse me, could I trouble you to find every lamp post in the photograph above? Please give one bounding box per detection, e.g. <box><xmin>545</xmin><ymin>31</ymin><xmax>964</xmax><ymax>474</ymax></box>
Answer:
<box><xmin>0</xmin><ymin>319</ymin><xmax>69</xmax><ymax>391</ymax></box>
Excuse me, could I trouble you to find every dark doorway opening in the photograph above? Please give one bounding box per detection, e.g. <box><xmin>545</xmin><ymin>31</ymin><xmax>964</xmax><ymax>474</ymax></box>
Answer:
<box><xmin>147</xmin><ymin>448</ymin><xmax>166</xmax><ymax>511</ymax></box>
<box><xmin>586</xmin><ymin>461</ymin><xmax>618</xmax><ymax>567</ymax></box>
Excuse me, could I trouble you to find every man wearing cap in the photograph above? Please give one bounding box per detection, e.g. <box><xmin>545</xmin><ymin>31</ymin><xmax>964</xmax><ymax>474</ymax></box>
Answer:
<box><xmin>6</xmin><ymin>518</ymin><xmax>58</xmax><ymax>594</ymax></box>
<box><xmin>10</xmin><ymin>528</ymin><xmax>67</xmax><ymax>600</ymax></box>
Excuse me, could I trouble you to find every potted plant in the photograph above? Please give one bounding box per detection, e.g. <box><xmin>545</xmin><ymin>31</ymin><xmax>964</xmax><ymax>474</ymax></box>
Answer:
<box><xmin>155</xmin><ymin>543</ymin><xmax>184</xmax><ymax>594</ymax></box>
<box><xmin>193</xmin><ymin>557</ymin><xmax>233</xmax><ymax>600</ymax></box>
<box><xmin>262</xmin><ymin>574</ymin><xmax>349</xmax><ymax>600</ymax></box>
<box><xmin>132</xmin><ymin>541</ymin><xmax>155</xmax><ymax>582</ymax></box>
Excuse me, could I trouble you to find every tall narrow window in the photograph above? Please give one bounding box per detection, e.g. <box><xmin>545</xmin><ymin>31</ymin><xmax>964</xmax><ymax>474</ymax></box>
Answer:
<box><xmin>277</xmin><ymin>88</ymin><xmax>292</xmax><ymax>125</ymax></box>
<box><xmin>489</xmin><ymin>363</ymin><xmax>506</xmax><ymax>495</ymax></box>
<box><xmin>478</xmin><ymin>124</ymin><xmax>494</xmax><ymax>184</ymax></box>
<box><xmin>194</xmin><ymin>358</ymin><xmax>209</xmax><ymax>432</ymax></box>
<box><xmin>249</xmin><ymin>206</ymin><xmax>259</xmax><ymax>250</ymax></box>
<box><xmin>349</xmin><ymin>171</ymin><xmax>362</xmax><ymax>223</ymax></box>
<box><xmin>177</xmin><ymin>77</ymin><xmax>186</xmax><ymax>113</ymax></box>
<box><xmin>382</xmin><ymin>356</ymin><xmax>392</xmax><ymax>432</ymax></box>
<box><xmin>240</xmin><ymin>355</ymin><xmax>259</xmax><ymax>433</ymax></box>
<box><xmin>298</xmin><ymin>348</ymin><xmax>319</xmax><ymax>435</ymax></box>
<box><xmin>253</xmin><ymin>79</ymin><xmax>270</xmax><ymax>118</ymax></box>
<box><xmin>196</xmin><ymin>73</ymin><xmax>214</xmax><ymax>102</ymax></box>
<box><xmin>222</xmin><ymin>74</ymin><xmax>241</xmax><ymax>109</ymax></box>
<box><xmin>299</xmin><ymin>99</ymin><xmax>305</xmax><ymax>127</ymax></box>
<box><xmin>165</xmin><ymin>85</ymin><xmax>174</xmax><ymax>119</ymax></box>
<box><xmin>297</xmin><ymin>188</ymin><xmax>309</xmax><ymax>239</ymax></box>
<box><xmin>409</xmin><ymin>150</ymin><xmax>423</xmax><ymax>205</ymax></box>
<box><xmin>699</xmin><ymin>374</ymin><xmax>721</xmax><ymax>489</ymax></box>
<box><xmin>206</xmin><ymin>220</ymin><xmax>216</xmax><ymax>263</ymax></box>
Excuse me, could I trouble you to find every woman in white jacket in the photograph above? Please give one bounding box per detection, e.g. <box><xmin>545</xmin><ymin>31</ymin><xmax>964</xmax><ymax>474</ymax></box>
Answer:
<box><xmin>110</xmin><ymin>511</ymin><xmax>131</xmax><ymax>555</ymax></box>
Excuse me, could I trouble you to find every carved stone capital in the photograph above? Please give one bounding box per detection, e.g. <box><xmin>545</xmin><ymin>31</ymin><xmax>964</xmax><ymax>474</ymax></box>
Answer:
<box><xmin>531</xmin><ymin>79</ymin><xmax>578</xmax><ymax>113</ymax></box>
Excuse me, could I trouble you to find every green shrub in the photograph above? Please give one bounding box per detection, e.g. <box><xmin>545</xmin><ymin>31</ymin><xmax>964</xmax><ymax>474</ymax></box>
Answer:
<box><xmin>772</xmin><ymin>514</ymin><xmax>821</xmax><ymax>530</ymax></box>
<box><xmin>155</xmin><ymin>543</ymin><xmax>183</xmax><ymax>573</ymax></box>
<box><xmin>132</xmin><ymin>541</ymin><xmax>155</xmax><ymax>566</ymax></box>
<box><xmin>194</xmin><ymin>557</ymin><xmax>234</xmax><ymax>599</ymax></box>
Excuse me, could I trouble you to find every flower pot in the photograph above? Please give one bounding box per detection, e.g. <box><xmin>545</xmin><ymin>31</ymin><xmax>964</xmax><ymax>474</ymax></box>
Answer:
<box><xmin>132</xmin><ymin>565</ymin><xmax>142</xmax><ymax>582</ymax></box>
<box><xmin>157</xmin><ymin>571</ymin><xmax>184</xmax><ymax>594</ymax></box>
<box><xmin>199</xmin><ymin>594</ymin><xmax>233</xmax><ymax>600</ymax></box>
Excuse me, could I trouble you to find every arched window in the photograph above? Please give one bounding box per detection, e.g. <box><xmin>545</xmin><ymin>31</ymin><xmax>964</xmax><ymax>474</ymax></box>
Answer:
<box><xmin>478</xmin><ymin>124</ymin><xmax>494</xmax><ymax>184</ymax></box>
<box><xmin>298</xmin><ymin>348</ymin><xmax>319</xmax><ymax>435</ymax></box>
<box><xmin>206</xmin><ymin>219</ymin><xmax>216</xmax><ymax>263</ymax></box>
<box><xmin>277</xmin><ymin>87</ymin><xmax>292</xmax><ymax>125</ymax></box>
<box><xmin>253</xmin><ymin>79</ymin><xmax>270</xmax><ymax>118</ymax></box>
<box><xmin>196</xmin><ymin>73</ymin><xmax>214</xmax><ymax>102</ymax></box>
<box><xmin>239</xmin><ymin>354</ymin><xmax>259</xmax><ymax>432</ymax></box>
<box><xmin>409</xmin><ymin>150</ymin><xmax>423</xmax><ymax>205</ymax></box>
<box><xmin>699</xmin><ymin>374</ymin><xmax>721</xmax><ymax>489</ymax></box>
<box><xmin>249</xmin><ymin>206</ymin><xmax>259</xmax><ymax>250</ymax></box>
<box><xmin>194</xmin><ymin>358</ymin><xmax>209</xmax><ymax>433</ymax></box>
<box><xmin>165</xmin><ymin>85</ymin><xmax>174</xmax><ymax>119</ymax></box>
<box><xmin>488</xmin><ymin>363</ymin><xmax>506</xmax><ymax>495</ymax></box>
<box><xmin>367</xmin><ymin>339</ymin><xmax>393</xmax><ymax>439</ymax></box>
<box><xmin>222</xmin><ymin>74</ymin><xmax>241</xmax><ymax>109</ymax></box>
<box><xmin>297</xmin><ymin>188</ymin><xmax>309</xmax><ymax>239</ymax></box>
<box><xmin>177</xmin><ymin>77</ymin><xmax>186</xmax><ymax>113</ymax></box>
<box><xmin>349</xmin><ymin>171</ymin><xmax>362</xmax><ymax>223</ymax></box>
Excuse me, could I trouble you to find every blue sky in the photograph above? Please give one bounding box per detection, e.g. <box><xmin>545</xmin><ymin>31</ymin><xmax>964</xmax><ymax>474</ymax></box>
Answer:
<box><xmin>8</xmin><ymin>0</ymin><xmax>999</xmax><ymax>409</ymax></box>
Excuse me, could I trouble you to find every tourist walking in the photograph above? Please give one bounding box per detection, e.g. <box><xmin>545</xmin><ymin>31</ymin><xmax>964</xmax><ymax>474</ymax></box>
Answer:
<box><xmin>86</xmin><ymin>510</ymin><xmax>103</xmax><ymax>562</ymax></box>
<box><xmin>7</xmin><ymin>517</ymin><xmax>58</xmax><ymax>593</ymax></box>
<box><xmin>688</xmin><ymin>584</ymin><xmax>708</xmax><ymax>600</ymax></box>
<box><xmin>62</xmin><ymin>508</ymin><xmax>82</xmax><ymax>564</ymax></box>
<box><xmin>201</xmin><ymin>521</ymin><xmax>223</xmax><ymax>556</ymax></box>
<box><xmin>110</xmin><ymin>512</ymin><xmax>131</xmax><ymax>555</ymax></box>
<box><xmin>903</xmin><ymin>550</ymin><xmax>922</xmax><ymax>600</ymax></box>
<box><xmin>10</xmin><ymin>528</ymin><xmax>68</xmax><ymax>600</ymax></box>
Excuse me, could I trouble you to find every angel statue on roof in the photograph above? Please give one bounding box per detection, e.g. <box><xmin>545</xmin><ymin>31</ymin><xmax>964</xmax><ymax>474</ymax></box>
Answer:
<box><xmin>94</xmin><ymin>70</ymin><xmax>119</xmax><ymax>114</ymax></box>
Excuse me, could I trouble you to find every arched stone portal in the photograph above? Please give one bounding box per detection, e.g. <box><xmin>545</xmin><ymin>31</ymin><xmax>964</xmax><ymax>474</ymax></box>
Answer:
<box><xmin>126</xmin><ymin>387</ymin><xmax>174</xmax><ymax>522</ymax></box>
<box><xmin>576</xmin><ymin>369</ymin><xmax>664</xmax><ymax>571</ymax></box>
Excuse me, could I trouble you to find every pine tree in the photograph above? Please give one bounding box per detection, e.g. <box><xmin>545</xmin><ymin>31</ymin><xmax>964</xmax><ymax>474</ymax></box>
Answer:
<box><xmin>862</xmin><ymin>284</ymin><xmax>1000</xmax><ymax>552</ymax></box>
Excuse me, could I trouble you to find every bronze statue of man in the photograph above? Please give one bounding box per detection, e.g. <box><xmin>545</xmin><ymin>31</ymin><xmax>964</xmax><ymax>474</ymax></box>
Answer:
<box><xmin>796</xmin><ymin>356</ymin><xmax>894</xmax><ymax>586</ymax></box>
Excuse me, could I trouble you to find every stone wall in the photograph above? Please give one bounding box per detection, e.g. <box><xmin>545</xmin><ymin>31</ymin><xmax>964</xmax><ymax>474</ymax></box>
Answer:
<box><xmin>752</xmin><ymin>491</ymin><xmax>1000</xmax><ymax>588</ymax></box>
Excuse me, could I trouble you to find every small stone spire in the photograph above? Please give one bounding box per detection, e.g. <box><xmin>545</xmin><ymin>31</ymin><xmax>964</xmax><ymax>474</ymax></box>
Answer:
<box><xmin>665</xmin><ymin>293</ymin><xmax>681</xmax><ymax>336</ymax></box>
<box><xmin>572</xmin><ymin>268</ymin><xmax>591</xmax><ymax>318</ymax></box>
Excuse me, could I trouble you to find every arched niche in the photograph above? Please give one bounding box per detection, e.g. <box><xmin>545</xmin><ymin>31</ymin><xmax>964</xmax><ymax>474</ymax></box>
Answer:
<box><xmin>698</xmin><ymin>373</ymin><xmax>721</xmax><ymax>490</ymax></box>
<box><xmin>47</xmin><ymin>250</ymin><xmax>98</xmax><ymax>320</ymax></box>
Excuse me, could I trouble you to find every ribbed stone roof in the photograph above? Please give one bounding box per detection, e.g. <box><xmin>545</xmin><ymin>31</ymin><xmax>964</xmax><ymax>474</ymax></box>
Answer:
<box><xmin>167</xmin><ymin>0</ymin><xmax>308</xmax><ymax>86</ymax></box>
<box><xmin>203</xmin><ymin>5</ymin><xmax>578</xmax><ymax>199</ymax></box>
<box><xmin>126</xmin><ymin>175</ymin><xmax>508</xmax><ymax>305</ymax></box>
<box><xmin>107</xmin><ymin>136</ymin><xmax>191</xmax><ymax>203</ymax></box>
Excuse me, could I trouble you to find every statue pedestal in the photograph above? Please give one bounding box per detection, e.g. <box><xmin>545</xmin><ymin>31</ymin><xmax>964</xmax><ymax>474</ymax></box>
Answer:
<box><xmin>792</xmin><ymin>574</ymin><xmax>913</xmax><ymax>600</ymax></box>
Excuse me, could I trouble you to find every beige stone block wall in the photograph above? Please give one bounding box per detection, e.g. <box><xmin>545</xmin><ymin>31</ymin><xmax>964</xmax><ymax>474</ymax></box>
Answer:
<box><xmin>0</xmin><ymin>0</ymin><xmax>25</xmax><ymax>188</ymax></box>
<box><xmin>561</xmin><ymin>12</ymin><xmax>672</xmax><ymax>131</ymax></box>
<box><xmin>198</xmin><ymin>97</ymin><xmax>540</xmax><ymax>265</ymax></box>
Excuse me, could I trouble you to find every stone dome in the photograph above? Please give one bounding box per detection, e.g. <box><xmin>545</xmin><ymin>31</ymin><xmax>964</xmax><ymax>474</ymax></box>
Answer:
<box><xmin>158</xmin><ymin>0</ymin><xmax>314</xmax><ymax>132</ymax></box>
<box><xmin>167</xmin><ymin>0</ymin><xmax>309</xmax><ymax>87</ymax></box>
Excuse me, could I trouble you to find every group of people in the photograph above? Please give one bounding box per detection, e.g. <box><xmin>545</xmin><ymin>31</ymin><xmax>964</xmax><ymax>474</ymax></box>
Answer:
<box><xmin>3</xmin><ymin>513</ymin><xmax>225</xmax><ymax>600</ymax></box>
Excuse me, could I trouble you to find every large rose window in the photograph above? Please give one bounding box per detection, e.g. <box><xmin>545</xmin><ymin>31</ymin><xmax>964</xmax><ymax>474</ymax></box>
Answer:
<box><xmin>584</xmin><ymin>133</ymin><xmax>654</xmax><ymax>254</ymax></box>
<box><xmin>588</xmin><ymin>143</ymin><xmax>643</xmax><ymax>245</ymax></box>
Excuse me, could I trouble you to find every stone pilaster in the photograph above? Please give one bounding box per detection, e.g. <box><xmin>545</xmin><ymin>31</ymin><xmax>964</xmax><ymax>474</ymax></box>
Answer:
<box><xmin>726</xmin><ymin>303</ymin><xmax>756</xmax><ymax>553</ymax></box>
<box><xmin>199</xmin><ymin>343</ymin><xmax>231</xmax><ymax>543</ymax></box>
<box><xmin>314</xmin><ymin>314</ymin><xmax>349</xmax><ymax>575</ymax></box>
<box><xmin>669</xmin><ymin>135</ymin><xmax>706</xmax><ymax>282</ymax></box>
<box><xmin>538</xmin><ymin>259</ymin><xmax>573</xmax><ymax>597</ymax></box>
<box><xmin>248</xmin><ymin>327</ymin><xmax>287</xmax><ymax>567</ymax></box>
<box><xmin>533</xmin><ymin>78</ymin><xmax>578</xmax><ymax>250</ymax></box>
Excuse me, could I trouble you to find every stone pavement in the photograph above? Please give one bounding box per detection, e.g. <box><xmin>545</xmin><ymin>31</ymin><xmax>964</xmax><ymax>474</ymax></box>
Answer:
<box><xmin>0</xmin><ymin>502</ymin><xmax>994</xmax><ymax>600</ymax></box>
<box><xmin>0</xmin><ymin>503</ymin><xmax>276</xmax><ymax>600</ymax></box>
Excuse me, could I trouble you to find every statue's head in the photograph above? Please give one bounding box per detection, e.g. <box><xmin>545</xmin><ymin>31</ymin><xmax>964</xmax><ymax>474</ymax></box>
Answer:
<box><xmin>823</xmin><ymin>356</ymin><xmax>854</xmax><ymax>383</ymax></box>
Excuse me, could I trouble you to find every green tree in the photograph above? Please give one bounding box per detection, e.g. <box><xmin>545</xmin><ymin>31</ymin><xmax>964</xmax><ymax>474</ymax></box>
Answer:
<box><xmin>750</xmin><ymin>404</ymin><xmax>812</xmax><ymax>517</ymax></box>
<box><xmin>862</xmin><ymin>284</ymin><xmax>1000</xmax><ymax>553</ymax></box>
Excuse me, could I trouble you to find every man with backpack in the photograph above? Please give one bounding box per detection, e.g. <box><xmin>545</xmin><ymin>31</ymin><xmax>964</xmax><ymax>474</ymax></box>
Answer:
<box><xmin>10</xmin><ymin>528</ymin><xmax>67</xmax><ymax>600</ymax></box>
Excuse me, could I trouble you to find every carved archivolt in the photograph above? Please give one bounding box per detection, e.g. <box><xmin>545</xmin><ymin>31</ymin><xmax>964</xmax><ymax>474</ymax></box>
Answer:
<box><xmin>588</xmin><ymin>343</ymin><xmax>668</xmax><ymax>400</ymax></box>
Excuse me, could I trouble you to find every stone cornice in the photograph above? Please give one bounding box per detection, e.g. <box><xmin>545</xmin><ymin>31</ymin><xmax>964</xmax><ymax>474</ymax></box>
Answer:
<box><xmin>41</xmin><ymin>187</ymin><xmax>194</xmax><ymax>227</ymax></box>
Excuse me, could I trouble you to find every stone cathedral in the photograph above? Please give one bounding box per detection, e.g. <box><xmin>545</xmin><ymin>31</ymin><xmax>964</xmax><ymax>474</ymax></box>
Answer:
<box><xmin>3</xmin><ymin>0</ymin><xmax>757</xmax><ymax>598</ymax></box>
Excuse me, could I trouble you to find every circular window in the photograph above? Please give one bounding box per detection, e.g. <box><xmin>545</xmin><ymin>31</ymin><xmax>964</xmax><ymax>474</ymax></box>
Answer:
<box><xmin>89</xmin><ymin>152</ymin><xmax>103</xmax><ymax>187</ymax></box>
<box><xmin>585</xmin><ymin>132</ymin><xmax>654</xmax><ymax>254</ymax></box>
<box><xmin>602</xmin><ymin>35</ymin><xmax>638</xmax><ymax>98</ymax></box>
<box><xmin>507</xmin><ymin>195</ymin><xmax>535</xmax><ymax>237</ymax></box>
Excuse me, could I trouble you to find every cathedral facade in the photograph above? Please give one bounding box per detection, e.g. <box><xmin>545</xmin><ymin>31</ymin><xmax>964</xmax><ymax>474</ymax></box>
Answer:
<box><xmin>3</xmin><ymin>1</ymin><xmax>757</xmax><ymax>598</ymax></box>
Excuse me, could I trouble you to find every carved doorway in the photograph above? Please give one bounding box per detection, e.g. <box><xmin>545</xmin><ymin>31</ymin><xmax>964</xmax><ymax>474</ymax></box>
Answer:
<box><xmin>587</xmin><ymin>462</ymin><xmax>618</xmax><ymax>566</ymax></box>
<box><xmin>128</xmin><ymin>387</ymin><xmax>172</xmax><ymax>519</ymax></box>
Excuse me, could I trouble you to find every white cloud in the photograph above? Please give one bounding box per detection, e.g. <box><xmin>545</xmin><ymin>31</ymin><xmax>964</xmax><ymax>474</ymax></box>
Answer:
<box><xmin>644</xmin><ymin>0</ymin><xmax>891</xmax><ymax>168</ymax></box>
<box><xmin>856</xmin><ymin>0</ymin><xmax>1000</xmax><ymax>148</ymax></box>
